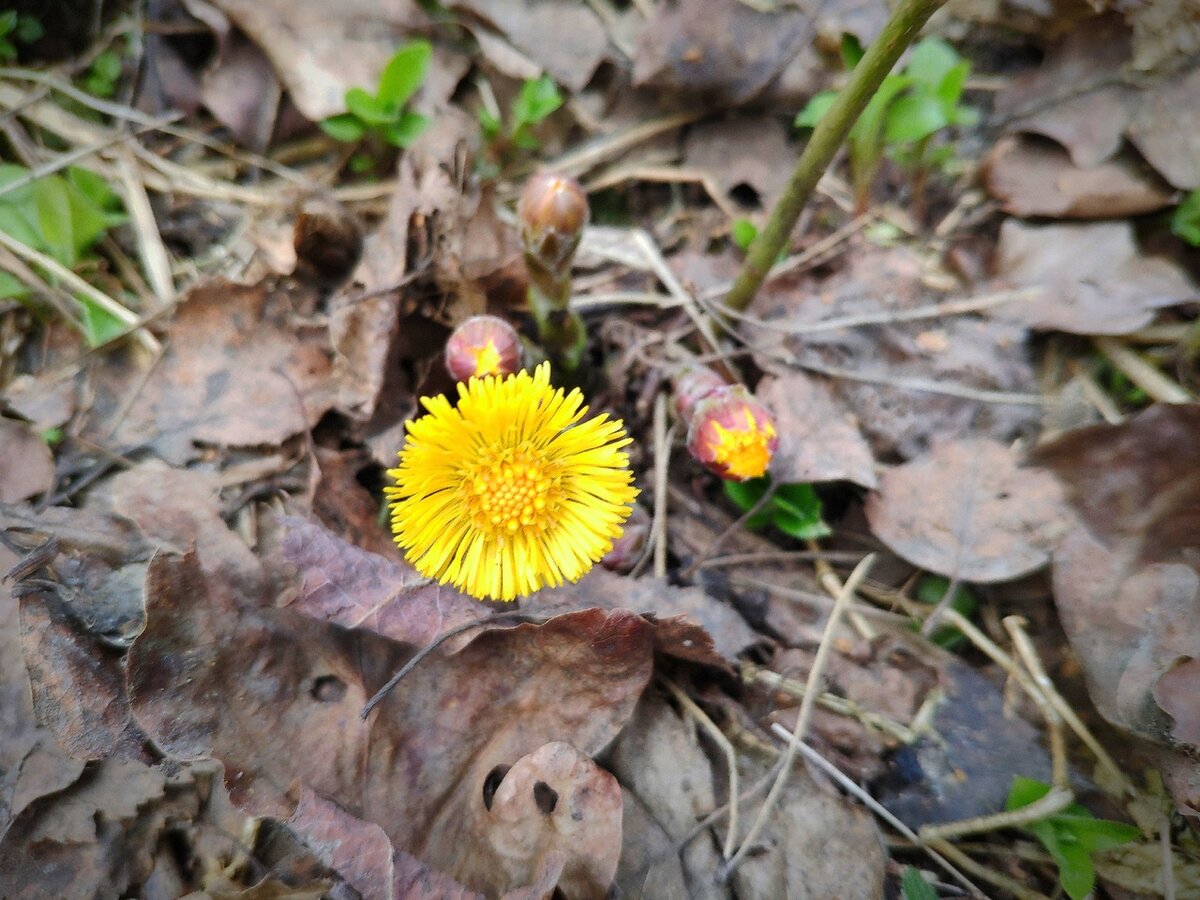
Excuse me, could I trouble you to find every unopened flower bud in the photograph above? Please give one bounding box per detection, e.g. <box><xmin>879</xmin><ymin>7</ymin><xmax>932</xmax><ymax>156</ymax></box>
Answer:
<box><xmin>673</xmin><ymin>366</ymin><xmax>727</xmax><ymax>425</ymax></box>
<box><xmin>687</xmin><ymin>386</ymin><xmax>779</xmax><ymax>482</ymax></box>
<box><xmin>600</xmin><ymin>501</ymin><xmax>650</xmax><ymax>573</ymax></box>
<box><xmin>444</xmin><ymin>315</ymin><xmax>523</xmax><ymax>382</ymax></box>
<box><xmin>518</xmin><ymin>172</ymin><xmax>589</xmax><ymax>274</ymax></box>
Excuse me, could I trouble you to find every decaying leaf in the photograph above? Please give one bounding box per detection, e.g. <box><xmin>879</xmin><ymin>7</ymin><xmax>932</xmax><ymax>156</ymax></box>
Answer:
<box><xmin>1034</xmin><ymin>405</ymin><xmax>1200</xmax><ymax>751</ymax></box>
<box><xmin>990</xmin><ymin>219</ymin><xmax>1198</xmax><ymax>336</ymax></box>
<box><xmin>756</xmin><ymin>372</ymin><xmax>877</xmax><ymax>489</ymax></box>
<box><xmin>0</xmin><ymin>418</ymin><xmax>55</xmax><ymax>503</ymax></box>
<box><xmin>1127</xmin><ymin>66</ymin><xmax>1200</xmax><ymax>191</ymax></box>
<box><xmin>983</xmin><ymin>134</ymin><xmax>1172</xmax><ymax>219</ymax></box>
<box><xmin>100</xmin><ymin>279</ymin><xmax>338</xmax><ymax>465</ymax></box>
<box><xmin>866</xmin><ymin>437</ymin><xmax>1067</xmax><ymax>583</ymax></box>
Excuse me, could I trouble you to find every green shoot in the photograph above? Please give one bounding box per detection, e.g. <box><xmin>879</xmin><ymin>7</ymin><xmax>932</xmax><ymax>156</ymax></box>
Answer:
<box><xmin>724</xmin><ymin>476</ymin><xmax>831</xmax><ymax>540</ymax></box>
<box><xmin>0</xmin><ymin>164</ymin><xmax>129</xmax><ymax>346</ymax></box>
<box><xmin>913</xmin><ymin>575</ymin><xmax>977</xmax><ymax>649</ymax></box>
<box><xmin>81</xmin><ymin>49</ymin><xmax>124</xmax><ymax>98</ymax></box>
<box><xmin>0</xmin><ymin>12</ymin><xmax>43</xmax><ymax>64</ymax></box>
<box><xmin>1005</xmin><ymin>776</ymin><xmax>1140</xmax><ymax>900</ymax></box>
<box><xmin>796</xmin><ymin>35</ymin><xmax>978</xmax><ymax>212</ymax></box>
<box><xmin>478</xmin><ymin>74</ymin><xmax>563</xmax><ymax>175</ymax></box>
<box><xmin>321</xmin><ymin>40</ymin><xmax>432</xmax><ymax>150</ymax></box>
<box><xmin>1171</xmin><ymin>190</ymin><xmax>1200</xmax><ymax>246</ymax></box>
<box><xmin>899</xmin><ymin>867</ymin><xmax>938</xmax><ymax>900</ymax></box>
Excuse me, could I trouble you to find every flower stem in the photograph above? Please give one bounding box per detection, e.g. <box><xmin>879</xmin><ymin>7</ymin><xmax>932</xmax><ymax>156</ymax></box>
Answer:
<box><xmin>527</xmin><ymin>259</ymin><xmax>586</xmax><ymax>370</ymax></box>
<box><xmin>723</xmin><ymin>0</ymin><xmax>948</xmax><ymax>313</ymax></box>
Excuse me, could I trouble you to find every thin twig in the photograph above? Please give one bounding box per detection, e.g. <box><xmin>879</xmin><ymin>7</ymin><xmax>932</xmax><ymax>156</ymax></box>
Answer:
<box><xmin>1094</xmin><ymin>336</ymin><xmax>1192</xmax><ymax>404</ymax></box>
<box><xmin>680</xmin><ymin>481</ymin><xmax>776</xmax><ymax>581</ymax></box>
<box><xmin>721</xmin><ymin>554</ymin><xmax>875</xmax><ymax>879</ymax></box>
<box><xmin>663</xmin><ymin>679</ymin><xmax>741</xmax><ymax>860</ymax></box>
<box><xmin>651</xmin><ymin>393</ymin><xmax>672</xmax><ymax>579</ymax></box>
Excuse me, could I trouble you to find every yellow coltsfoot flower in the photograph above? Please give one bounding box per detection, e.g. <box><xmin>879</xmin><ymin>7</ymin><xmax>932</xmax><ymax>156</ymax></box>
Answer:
<box><xmin>386</xmin><ymin>362</ymin><xmax>638</xmax><ymax>601</ymax></box>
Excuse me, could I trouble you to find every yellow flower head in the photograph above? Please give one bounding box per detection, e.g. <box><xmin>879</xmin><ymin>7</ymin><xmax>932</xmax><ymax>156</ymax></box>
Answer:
<box><xmin>386</xmin><ymin>363</ymin><xmax>639</xmax><ymax>601</ymax></box>
<box><xmin>686</xmin><ymin>386</ymin><xmax>779</xmax><ymax>481</ymax></box>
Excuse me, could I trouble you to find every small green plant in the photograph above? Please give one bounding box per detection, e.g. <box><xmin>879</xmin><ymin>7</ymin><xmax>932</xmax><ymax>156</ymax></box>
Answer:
<box><xmin>796</xmin><ymin>35</ymin><xmax>978</xmax><ymax>212</ymax></box>
<box><xmin>320</xmin><ymin>40</ymin><xmax>431</xmax><ymax>149</ymax></box>
<box><xmin>899</xmin><ymin>867</ymin><xmax>937</xmax><ymax>900</ymax></box>
<box><xmin>81</xmin><ymin>48</ymin><xmax>124</xmax><ymax>98</ymax></box>
<box><xmin>0</xmin><ymin>11</ymin><xmax>43</xmax><ymax>63</ymax></box>
<box><xmin>724</xmin><ymin>476</ymin><xmax>831</xmax><ymax>540</ymax></box>
<box><xmin>913</xmin><ymin>574</ymin><xmax>977</xmax><ymax>649</ymax></box>
<box><xmin>1005</xmin><ymin>776</ymin><xmax>1140</xmax><ymax>900</ymax></box>
<box><xmin>1171</xmin><ymin>190</ymin><xmax>1200</xmax><ymax>246</ymax></box>
<box><xmin>0</xmin><ymin>164</ymin><xmax>129</xmax><ymax>346</ymax></box>
<box><xmin>731</xmin><ymin>218</ymin><xmax>758</xmax><ymax>252</ymax></box>
<box><xmin>478</xmin><ymin>74</ymin><xmax>563</xmax><ymax>175</ymax></box>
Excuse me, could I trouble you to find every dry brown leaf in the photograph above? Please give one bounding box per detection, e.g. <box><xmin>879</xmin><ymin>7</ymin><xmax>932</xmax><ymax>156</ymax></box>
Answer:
<box><xmin>450</xmin><ymin>0</ymin><xmax>608</xmax><ymax>92</ymax></box>
<box><xmin>683</xmin><ymin>116</ymin><xmax>795</xmax><ymax>210</ymax></box>
<box><xmin>748</xmin><ymin>241</ymin><xmax>1038</xmax><ymax>458</ymax></box>
<box><xmin>102</xmin><ymin>279</ymin><xmax>337</xmax><ymax>465</ymax></box>
<box><xmin>287</xmin><ymin>789</ymin><xmax>402</xmax><ymax>900</ymax></box>
<box><xmin>983</xmin><ymin>134</ymin><xmax>1172</xmax><ymax>219</ymax></box>
<box><xmin>126</xmin><ymin>550</ymin><xmax>653</xmax><ymax>896</ymax></box>
<box><xmin>756</xmin><ymin>372</ymin><xmax>877</xmax><ymax>489</ymax></box>
<box><xmin>0</xmin><ymin>546</ymin><xmax>84</xmax><ymax>840</ymax></box>
<box><xmin>1034</xmin><ymin>405</ymin><xmax>1200</xmax><ymax>751</ymax></box>
<box><xmin>1127</xmin><ymin>66</ymin><xmax>1200</xmax><ymax>190</ymax></box>
<box><xmin>990</xmin><ymin>219</ymin><xmax>1198</xmax><ymax>336</ymax></box>
<box><xmin>0</xmin><ymin>418</ymin><xmax>55</xmax><ymax>503</ymax></box>
<box><xmin>311</xmin><ymin>448</ymin><xmax>403</xmax><ymax>560</ymax></box>
<box><xmin>866</xmin><ymin>438</ymin><xmax>1066</xmax><ymax>583</ymax></box>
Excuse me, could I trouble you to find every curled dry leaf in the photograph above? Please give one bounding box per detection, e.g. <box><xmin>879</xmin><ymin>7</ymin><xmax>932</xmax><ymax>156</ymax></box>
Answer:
<box><xmin>983</xmin><ymin>134</ymin><xmax>1172</xmax><ymax>219</ymax></box>
<box><xmin>1034</xmin><ymin>405</ymin><xmax>1200</xmax><ymax>752</ymax></box>
<box><xmin>866</xmin><ymin>437</ymin><xmax>1067</xmax><ymax>583</ymax></box>
<box><xmin>990</xmin><ymin>219</ymin><xmax>1198</xmax><ymax>336</ymax></box>
<box><xmin>756</xmin><ymin>373</ymin><xmax>877</xmax><ymax>489</ymax></box>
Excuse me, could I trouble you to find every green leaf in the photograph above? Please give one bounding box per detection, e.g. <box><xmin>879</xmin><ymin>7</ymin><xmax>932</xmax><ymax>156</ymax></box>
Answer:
<box><xmin>1171</xmin><ymin>190</ymin><xmax>1200</xmax><ymax>246</ymax></box>
<box><xmin>382</xmin><ymin>111</ymin><xmax>429</xmax><ymax>148</ymax></box>
<box><xmin>80</xmin><ymin>295</ymin><xmax>127</xmax><ymax>347</ymax></box>
<box><xmin>320</xmin><ymin>113</ymin><xmax>366</xmax><ymax>143</ymax></box>
<box><xmin>345</xmin><ymin>87</ymin><xmax>394</xmax><ymax>125</ymax></box>
<box><xmin>0</xmin><ymin>270</ymin><xmax>28</xmax><ymax>299</ymax></box>
<box><xmin>63</xmin><ymin>181</ymin><xmax>113</xmax><ymax>258</ymax></box>
<box><xmin>839</xmin><ymin>32</ymin><xmax>864</xmax><ymax>69</ymax></box>
<box><xmin>731</xmin><ymin>218</ymin><xmax>758</xmax><ymax>251</ymax></box>
<box><xmin>724</xmin><ymin>476</ymin><xmax>770</xmax><ymax>512</ymax></box>
<box><xmin>900</xmin><ymin>867</ymin><xmax>938</xmax><ymax>900</ymax></box>
<box><xmin>905</xmin><ymin>38</ymin><xmax>961</xmax><ymax>89</ymax></box>
<box><xmin>914</xmin><ymin>575</ymin><xmax>977</xmax><ymax>648</ymax></box>
<box><xmin>477</xmin><ymin>107</ymin><xmax>501</xmax><ymax>139</ymax></box>
<box><xmin>1006</xmin><ymin>775</ymin><xmax>1052</xmax><ymax>811</ymax></box>
<box><xmin>377</xmin><ymin>40</ymin><xmax>431</xmax><ymax>108</ymax></box>
<box><xmin>15</xmin><ymin>14</ymin><xmax>43</xmax><ymax>43</ymax></box>
<box><xmin>884</xmin><ymin>91</ymin><xmax>949</xmax><ymax>144</ymax></box>
<box><xmin>1051</xmin><ymin>816</ymin><xmax>1140</xmax><ymax>853</ymax></box>
<box><xmin>1054</xmin><ymin>837</ymin><xmax>1097</xmax><ymax>900</ymax></box>
<box><xmin>795</xmin><ymin>91</ymin><xmax>836</xmax><ymax>128</ymax></box>
<box><xmin>770</xmin><ymin>483</ymin><xmax>830</xmax><ymax>540</ymax></box>
<box><xmin>34</xmin><ymin>176</ymin><xmax>76</xmax><ymax>266</ymax></box>
<box><xmin>512</xmin><ymin>74</ymin><xmax>562</xmax><ymax>127</ymax></box>
<box><xmin>0</xmin><ymin>11</ymin><xmax>16</xmax><ymax>37</ymax></box>
<box><xmin>935</xmin><ymin>61</ymin><xmax>969</xmax><ymax>109</ymax></box>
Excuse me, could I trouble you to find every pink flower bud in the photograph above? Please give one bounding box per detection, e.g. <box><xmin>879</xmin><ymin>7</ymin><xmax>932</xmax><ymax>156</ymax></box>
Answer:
<box><xmin>444</xmin><ymin>315</ymin><xmax>523</xmax><ymax>382</ymax></box>
<box><xmin>673</xmin><ymin>366</ymin><xmax>727</xmax><ymax>425</ymax></box>
<box><xmin>686</xmin><ymin>386</ymin><xmax>779</xmax><ymax>481</ymax></box>
<box><xmin>600</xmin><ymin>501</ymin><xmax>650</xmax><ymax>573</ymax></box>
<box><xmin>518</xmin><ymin>172</ymin><xmax>588</xmax><ymax>273</ymax></box>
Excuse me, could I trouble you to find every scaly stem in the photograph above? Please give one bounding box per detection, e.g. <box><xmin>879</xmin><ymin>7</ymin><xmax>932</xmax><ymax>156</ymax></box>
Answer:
<box><xmin>724</xmin><ymin>0</ymin><xmax>948</xmax><ymax>312</ymax></box>
<box><xmin>526</xmin><ymin>257</ymin><xmax>586</xmax><ymax>370</ymax></box>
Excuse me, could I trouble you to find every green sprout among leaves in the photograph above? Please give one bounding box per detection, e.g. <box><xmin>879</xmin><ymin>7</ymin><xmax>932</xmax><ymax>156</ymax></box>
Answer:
<box><xmin>724</xmin><ymin>476</ymin><xmax>831</xmax><ymax>541</ymax></box>
<box><xmin>478</xmin><ymin>74</ymin><xmax>563</xmax><ymax>176</ymax></box>
<box><xmin>0</xmin><ymin>11</ymin><xmax>43</xmax><ymax>64</ymax></box>
<box><xmin>913</xmin><ymin>574</ymin><xmax>977</xmax><ymax>650</ymax></box>
<box><xmin>0</xmin><ymin>164</ymin><xmax>129</xmax><ymax>346</ymax></box>
<box><xmin>899</xmin><ymin>867</ymin><xmax>937</xmax><ymax>900</ymax></box>
<box><xmin>321</xmin><ymin>40</ymin><xmax>432</xmax><ymax>149</ymax></box>
<box><xmin>1171</xmin><ymin>189</ymin><xmax>1200</xmax><ymax>247</ymax></box>
<box><xmin>1006</xmin><ymin>776</ymin><xmax>1140</xmax><ymax>900</ymax></box>
<box><xmin>81</xmin><ymin>49</ymin><xmax>124</xmax><ymax>98</ymax></box>
<box><xmin>796</xmin><ymin>35</ymin><xmax>978</xmax><ymax>213</ymax></box>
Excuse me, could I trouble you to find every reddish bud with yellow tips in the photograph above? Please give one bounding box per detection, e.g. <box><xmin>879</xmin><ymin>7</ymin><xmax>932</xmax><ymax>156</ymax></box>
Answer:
<box><xmin>444</xmin><ymin>315</ymin><xmax>523</xmax><ymax>382</ymax></box>
<box><xmin>686</xmin><ymin>386</ymin><xmax>779</xmax><ymax>482</ymax></box>
<box><xmin>600</xmin><ymin>501</ymin><xmax>650</xmax><ymax>573</ymax></box>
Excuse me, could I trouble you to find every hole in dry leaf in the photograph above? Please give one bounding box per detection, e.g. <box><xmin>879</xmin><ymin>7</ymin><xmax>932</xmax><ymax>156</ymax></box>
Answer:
<box><xmin>310</xmin><ymin>674</ymin><xmax>346</xmax><ymax>702</ymax></box>
<box><xmin>483</xmin><ymin>765</ymin><xmax>510</xmax><ymax>811</ymax></box>
<box><xmin>533</xmin><ymin>780</ymin><xmax>558</xmax><ymax>815</ymax></box>
<box><xmin>729</xmin><ymin>182</ymin><xmax>761</xmax><ymax>209</ymax></box>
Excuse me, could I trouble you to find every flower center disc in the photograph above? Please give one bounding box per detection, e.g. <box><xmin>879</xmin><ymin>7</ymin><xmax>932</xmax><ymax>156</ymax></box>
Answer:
<box><xmin>462</xmin><ymin>443</ymin><xmax>561</xmax><ymax>536</ymax></box>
